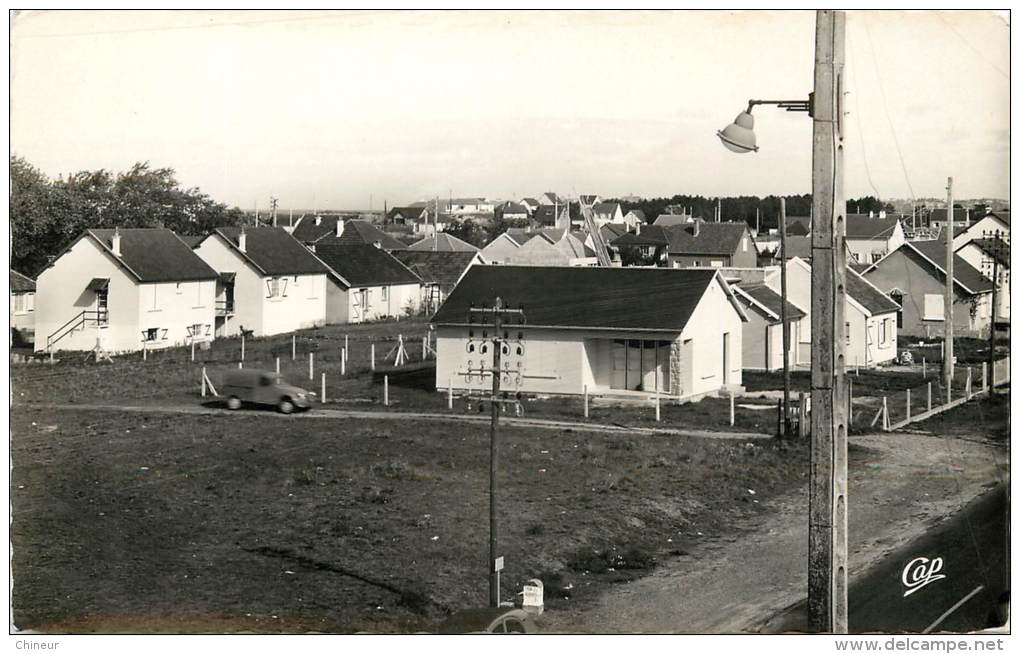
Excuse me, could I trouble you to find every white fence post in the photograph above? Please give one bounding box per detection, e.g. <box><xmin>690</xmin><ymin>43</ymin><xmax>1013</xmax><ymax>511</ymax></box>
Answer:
<box><xmin>448</xmin><ymin>377</ymin><xmax>453</xmax><ymax>410</ymax></box>
<box><xmin>371</xmin><ymin>343</ymin><xmax>376</xmax><ymax>371</ymax></box>
<box><xmin>882</xmin><ymin>396</ymin><xmax>889</xmax><ymax>431</ymax></box>
<box><xmin>922</xmin><ymin>357</ymin><xmax>926</xmax><ymax>378</ymax></box>
<box><xmin>321</xmin><ymin>372</ymin><xmax>326</xmax><ymax>403</ymax></box>
<box><xmin>238</xmin><ymin>361</ymin><xmax>243</xmax><ymax>369</ymax></box>
<box><xmin>729</xmin><ymin>392</ymin><xmax>735</xmax><ymax>427</ymax></box>
<box><xmin>583</xmin><ymin>385</ymin><xmax>589</xmax><ymax>419</ymax></box>
<box><xmin>927</xmin><ymin>382</ymin><xmax>932</xmax><ymax>413</ymax></box>
<box><xmin>309</xmin><ymin>352</ymin><xmax>314</xmax><ymax>381</ymax></box>
<box><xmin>276</xmin><ymin>357</ymin><xmax>280</xmax><ymax>374</ymax></box>
<box><xmin>292</xmin><ymin>334</ymin><xmax>296</xmax><ymax>360</ymax></box>
<box><xmin>655</xmin><ymin>390</ymin><xmax>660</xmax><ymax>422</ymax></box>
<box><xmin>241</xmin><ymin>332</ymin><xmax>245</xmax><ymax>361</ymax></box>
<box><xmin>201</xmin><ymin>366</ymin><xmax>207</xmax><ymax>397</ymax></box>
<box><xmin>191</xmin><ymin>340</ymin><xmax>196</xmax><ymax>362</ymax></box>
<box><xmin>906</xmin><ymin>388</ymin><xmax>911</xmax><ymax>422</ymax></box>
<box><xmin>423</xmin><ymin>336</ymin><xmax>428</xmax><ymax>361</ymax></box>
<box><xmin>982</xmin><ymin>362</ymin><xmax>988</xmax><ymax>393</ymax></box>
<box><xmin>966</xmin><ymin>367</ymin><xmax>972</xmax><ymax>399</ymax></box>
<box><xmin>341</xmin><ymin>353</ymin><xmax>346</xmax><ymax>376</ymax></box>
<box><xmin>384</xmin><ymin>375</ymin><xmax>389</xmax><ymax>406</ymax></box>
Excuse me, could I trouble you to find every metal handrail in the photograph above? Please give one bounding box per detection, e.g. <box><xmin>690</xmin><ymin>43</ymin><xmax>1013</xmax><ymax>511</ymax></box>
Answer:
<box><xmin>46</xmin><ymin>309</ymin><xmax>109</xmax><ymax>349</ymax></box>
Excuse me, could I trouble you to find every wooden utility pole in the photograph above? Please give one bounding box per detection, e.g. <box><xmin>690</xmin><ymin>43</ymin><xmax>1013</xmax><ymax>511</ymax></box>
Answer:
<box><xmin>468</xmin><ymin>298</ymin><xmax>525</xmax><ymax>608</ymax></box>
<box><xmin>780</xmin><ymin>198</ymin><xmax>791</xmax><ymax>436</ymax></box>
<box><xmin>944</xmin><ymin>177</ymin><xmax>954</xmax><ymax>388</ymax></box>
<box><xmin>808</xmin><ymin>9</ymin><xmax>848</xmax><ymax>634</ymax></box>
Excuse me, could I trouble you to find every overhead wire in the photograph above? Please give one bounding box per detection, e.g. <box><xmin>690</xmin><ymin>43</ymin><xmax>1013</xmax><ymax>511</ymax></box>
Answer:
<box><xmin>933</xmin><ymin>11</ymin><xmax>1009</xmax><ymax>81</ymax></box>
<box><xmin>861</xmin><ymin>14</ymin><xmax>917</xmax><ymax>204</ymax></box>
<box><xmin>845</xmin><ymin>22</ymin><xmax>883</xmax><ymax>202</ymax></box>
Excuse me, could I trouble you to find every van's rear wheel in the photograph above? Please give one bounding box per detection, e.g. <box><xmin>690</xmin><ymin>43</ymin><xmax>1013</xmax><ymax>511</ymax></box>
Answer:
<box><xmin>278</xmin><ymin>398</ymin><xmax>295</xmax><ymax>414</ymax></box>
<box><xmin>226</xmin><ymin>396</ymin><xmax>242</xmax><ymax>410</ymax></box>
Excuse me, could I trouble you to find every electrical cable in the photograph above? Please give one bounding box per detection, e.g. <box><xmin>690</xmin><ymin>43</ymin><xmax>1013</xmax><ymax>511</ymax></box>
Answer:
<box><xmin>862</xmin><ymin>15</ymin><xmax>917</xmax><ymax>203</ymax></box>
<box><xmin>846</xmin><ymin>25</ymin><xmax>883</xmax><ymax>202</ymax></box>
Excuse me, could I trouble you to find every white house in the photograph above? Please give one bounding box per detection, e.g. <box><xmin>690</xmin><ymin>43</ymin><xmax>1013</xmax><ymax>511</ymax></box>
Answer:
<box><xmin>955</xmin><ymin>237</ymin><xmax>1009</xmax><ymax>320</ymax></box>
<box><xmin>313</xmin><ymin>243</ymin><xmax>423</xmax><ymax>323</ymax></box>
<box><xmin>731</xmin><ymin>282</ymin><xmax>807</xmax><ymax>372</ymax></box>
<box><xmin>35</xmin><ymin>228</ymin><xmax>219</xmax><ymax>353</ymax></box>
<box><xmin>502</xmin><ymin>229</ymin><xmax>597</xmax><ymax>267</ymax></box>
<box><xmin>432</xmin><ymin>266</ymin><xmax>747</xmax><ymax>400</ymax></box>
<box><xmin>195</xmin><ymin>227</ymin><xmax>330</xmax><ymax>337</ymax></box>
<box><xmin>953</xmin><ymin>211</ymin><xmax>1009</xmax><ymax>249</ymax></box>
<box><xmin>446</xmin><ymin>197</ymin><xmax>495</xmax><ymax>215</ymax></box>
<box><xmin>591</xmin><ymin>202</ymin><xmax>625</xmax><ymax>226</ymax></box>
<box><xmin>11</xmin><ymin>270</ymin><xmax>36</xmax><ymax>345</ymax></box>
<box><xmin>766</xmin><ymin>256</ymin><xmax>899</xmax><ymax>368</ymax></box>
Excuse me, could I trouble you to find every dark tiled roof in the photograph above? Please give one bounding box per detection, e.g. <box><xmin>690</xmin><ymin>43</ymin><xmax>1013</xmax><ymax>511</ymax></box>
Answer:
<box><xmin>408</xmin><ymin>233</ymin><xmax>480</xmax><ymax>252</ymax></box>
<box><xmin>504</xmin><ymin>228</ymin><xmax>543</xmax><ymax>245</ymax></box>
<box><xmin>314</xmin><ymin>243</ymin><xmax>421</xmax><ymax>288</ymax></box>
<box><xmin>433</xmin><ymin>266</ymin><xmax>723</xmax><ymax>332</ymax></box>
<box><xmin>592</xmin><ymin>202</ymin><xmax>621</xmax><ymax>216</ymax></box>
<box><xmin>735</xmin><ymin>283</ymin><xmax>805</xmax><ymax>321</ymax></box>
<box><xmin>653</xmin><ymin>214</ymin><xmax>690</xmax><ymax>227</ymax></box>
<box><xmin>929</xmin><ymin>208</ymin><xmax>970</xmax><ymax>223</ymax></box>
<box><xmin>392</xmin><ymin>250</ymin><xmax>479</xmax><ymax>286</ymax></box>
<box><xmin>89</xmin><ymin>229</ymin><xmax>219</xmax><ymax>282</ymax></box>
<box><xmin>291</xmin><ymin>215</ymin><xmax>355</xmax><ymax>243</ymax></box>
<box><xmin>387</xmin><ymin>206</ymin><xmax>426</xmax><ymax>222</ymax></box>
<box><xmin>611</xmin><ymin>225</ymin><xmax>670</xmax><ymax>247</ymax></box>
<box><xmin>906</xmin><ymin>240</ymin><xmax>994</xmax><ymax>294</ymax></box>
<box><xmin>664</xmin><ymin>222</ymin><xmax>748</xmax><ymax>256</ymax></box>
<box><xmin>845</xmin><ymin>215</ymin><xmax>902</xmax><ymax>240</ymax></box>
<box><xmin>779</xmin><ymin>236</ymin><xmax>813</xmax><ymax>260</ymax></box>
<box><xmin>533</xmin><ymin>205</ymin><xmax>563</xmax><ymax>226</ymax></box>
<box><xmin>496</xmin><ymin>201</ymin><xmax>528</xmax><ymax>215</ymax></box>
<box><xmin>215</xmin><ymin>227</ymin><xmax>330</xmax><ymax>276</ymax></box>
<box><xmin>846</xmin><ymin>268</ymin><xmax>900</xmax><ymax>315</ymax></box>
<box><xmin>10</xmin><ymin>269</ymin><xmax>35</xmax><ymax>292</ymax></box>
<box><xmin>970</xmin><ymin>238</ymin><xmax>1010</xmax><ymax>267</ymax></box>
<box><xmin>324</xmin><ymin>220</ymin><xmax>407</xmax><ymax>251</ymax></box>
<box><xmin>625</xmin><ymin>209</ymin><xmax>647</xmax><ymax>222</ymax></box>
<box><xmin>599</xmin><ymin>224</ymin><xmax>629</xmax><ymax>242</ymax></box>
<box><xmin>785</xmin><ymin>216</ymin><xmax>811</xmax><ymax>236</ymax></box>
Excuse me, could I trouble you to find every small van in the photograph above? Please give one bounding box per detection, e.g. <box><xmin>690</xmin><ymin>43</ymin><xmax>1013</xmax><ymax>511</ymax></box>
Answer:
<box><xmin>221</xmin><ymin>368</ymin><xmax>312</xmax><ymax>414</ymax></box>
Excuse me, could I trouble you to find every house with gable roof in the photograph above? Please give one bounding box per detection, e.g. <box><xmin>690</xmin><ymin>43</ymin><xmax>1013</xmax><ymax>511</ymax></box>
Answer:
<box><xmin>433</xmin><ymin>266</ymin><xmax>747</xmax><ymax>399</ymax></box>
<box><xmin>955</xmin><ymin>237</ymin><xmax>1009</xmax><ymax>320</ymax></box>
<box><xmin>312</xmin><ymin>243</ymin><xmax>423</xmax><ymax>323</ymax></box>
<box><xmin>843</xmin><ymin>214</ymin><xmax>905</xmax><ymax>264</ymax></box>
<box><xmin>765</xmin><ymin>257</ymin><xmax>900</xmax><ymax>367</ymax></box>
<box><xmin>664</xmin><ymin>221</ymin><xmax>757</xmax><ymax>269</ymax></box>
<box><xmin>863</xmin><ymin>240</ymin><xmax>994</xmax><ymax>338</ymax></box>
<box><xmin>195</xmin><ymin>227</ymin><xmax>330</xmax><ymax>337</ymax></box>
<box><xmin>407</xmin><ymin>233</ymin><xmax>480</xmax><ymax>252</ymax></box>
<box><xmin>730</xmin><ymin>282</ymin><xmax>807</xmax><ymax>371</ymax></box>
<box><xmin>953</xmin><ymin>210</ymin><xmax>1009</xmax><ymax>248</ymax></box>
<box><xmin>393</xmin><ymin>249</ymin><xmax>486</xmax><ymax>314</ymax></box>
<box><xmin>316</xmin><ymin>219</ymin><xmax>408</xmax><ymax>251</ymax></box>
<box><xmin>35</xmin><ymin>228</ymin><xmax>219</xmax><ymax>353</ymax></box>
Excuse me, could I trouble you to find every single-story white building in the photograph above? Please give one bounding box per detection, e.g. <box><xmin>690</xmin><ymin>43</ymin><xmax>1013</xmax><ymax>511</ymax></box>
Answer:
<box><xmin>11</xmin><ymin>269</ymin><xmax>36</xmax><ymax>344</ymax></box>
<box><xmin>731</xmin><ymin>282</ymin><xmax>807</xmax><ymax>372</ymax></box>
<box><xmin>195</xmin><ymin>226</ymin><xmax>330</xmax><ymax>337</ymax></box>
<box><xmin>432</xmin><ymin>266</ymin><xmax>747</xmax><ymax>399</ymax></box>
<box><xmin>313</xmin><ymin>242</ymin><xmax>423</xmax><ymax>323</ymax></box>
<box><xmin>35</xmin><ymin>228</ymin><xmax>219</xmax><ymax>353</ymax></box>
<box><xmin>767</xmin><ymin>256</ymin><xmax>899</xmax><ymax>368</ymax></box>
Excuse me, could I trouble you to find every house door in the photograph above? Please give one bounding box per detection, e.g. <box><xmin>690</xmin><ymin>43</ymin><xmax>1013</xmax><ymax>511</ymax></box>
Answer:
<box><xmin>722</xmin><ymin>332</ymin><xmax>730</xmax><ymax>385</ymax></box>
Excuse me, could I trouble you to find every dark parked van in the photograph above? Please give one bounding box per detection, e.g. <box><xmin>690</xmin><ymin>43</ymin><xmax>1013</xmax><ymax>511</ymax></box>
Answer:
<box><xmin>221</xmin><ymin>369</ymin><xmax>311</xmax><ymax>414</ymax></box>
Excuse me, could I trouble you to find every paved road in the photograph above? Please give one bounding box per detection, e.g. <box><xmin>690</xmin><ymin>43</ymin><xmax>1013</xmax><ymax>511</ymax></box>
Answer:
<box><xmin>20</xmin><ymin>401</ymin><xmax>773</xmax><ymax>440</ymax></box>
<box><xmin>763</xmin><ymin>484</ymin><xmax>1009</xmax><ymax>633</ymax></box>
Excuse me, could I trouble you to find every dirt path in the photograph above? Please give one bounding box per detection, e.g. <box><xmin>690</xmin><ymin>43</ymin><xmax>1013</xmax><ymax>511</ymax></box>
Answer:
<box><xmin>537</xmin><ymin>432</ymin><xmax>1008</xmax><ymax>633</ymax></box>
<box><xmin>20</xmin><ymin>402</ymin><xmax>773</xmax><ymax>440</ymax></box>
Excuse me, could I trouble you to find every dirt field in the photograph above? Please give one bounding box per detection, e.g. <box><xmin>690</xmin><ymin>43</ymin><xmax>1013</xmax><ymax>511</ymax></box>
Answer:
<box><xmin>11</xmin><ymin>406</ymin><xmax>809</xmax><ymax>633</ymax></box>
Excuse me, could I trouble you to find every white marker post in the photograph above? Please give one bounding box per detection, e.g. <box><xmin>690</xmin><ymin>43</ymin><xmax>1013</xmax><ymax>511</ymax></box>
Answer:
<box><xmin>292</xmin><ymin>334</ymin><xmax>296</xmax><ymax>361</ymax></box>
<box><xmin>655</xmin><ymin>389</ymin><xmax>660</xmax><ymax>422</ymax></box>
<box><xmin>201</xmin><ymin>366</ymin><xmax>207</xmax><ymax>397</ymax></box>
<box><xmin>982</xmin><ymin>362</ymin><xmax>988</xmax><ymax>394</ymax></box>
<box><xmin>927</xmin><ymin>381</ymin><xmax>933</xmax><ymax>413</ymax></box>
<box><xmin>583</xmin><ymin>385</ymin><xmax>589</xmax><ymax>419</ymax></box>
<box><xmin>448</xmin><ymin>377</ymin><xmax>453</xmax><ymax>410</ymax></box>
<box><xmin>423</xmin><ymin>336</ymin><xmax>428</xmax><ymax>361</ymax></box>
<box><xmin>309</xmin><ymin>352</ymin><xmax>314</xmax><ymax>381</ymax></box>
<box><xmin>371</xmin><ymin>343</ymin><xmax>376</xmax><ymax>371</ymax></box>
<box><xmin>383</xmin><ymin>375</ymin><xmax>389</xmax><ymax>406</ymax></box>
<box><xmin>241</xmin><ymin>332</ymin><xmax>245</xmax><ymax>361</ymax></box>
<box><xmin>276</xmin><ymin>357</ymin><xmax>280</xmax><ymax>374</ymax></box>
<box><xmin>341</xmin><ymin>353</ymin><xmax>346</xmax><ymax>376</ymax></box>
<box><xmin>882</xmin><ymin>396</ymin><xmax>889</xmax><ymax>431</ymax></box>
<box><xmin>730</xmin><ymin>393</ymin><xmax>735</xmax><ymax>427</ymax></box>
<box><xmin>906</xmin><ymin>388</ymin><xmax>911</xmax><ymax>422</ymax></box>
<box><xmin>238</xmin><ymin>361</ymin><xmax>243</xmax><ymax>369</ymax></box>
<box><xmin>922</xmin><ymin>357</ymin><xmax>927</xmax><ymax>378</ymax></box>
<box><xmin>191</xmin><ymin>340</ymin><xmax>196</xmax><ymax>362</ymax></box>
<box><xmin>321</xmin><ymin>372</ymin><xmax>326</xmax><ymax>404</ymax></box>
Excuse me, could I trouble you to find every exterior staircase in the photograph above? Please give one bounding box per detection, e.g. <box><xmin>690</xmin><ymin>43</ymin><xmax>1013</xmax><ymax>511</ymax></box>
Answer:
<box><xmin>46</xmin><ymin>309</ymin><xmax>108</xmax><ymax>351</ymax></box>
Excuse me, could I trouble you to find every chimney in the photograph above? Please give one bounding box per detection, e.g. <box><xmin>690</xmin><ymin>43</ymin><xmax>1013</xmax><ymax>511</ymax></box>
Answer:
<box><xmin>879</xmin><ymin>210</ymin><xmax>886</xmax><ymax>219</ymax></box>
<box><xmin>238</xmin><ymin>227</ymin><xmax>247</xmax><ymax>253</ymax></box>
<box><xmin>111</xmin><ymin>227</ymin><xmax>122</xmax><ymax>257</ymax></box>
<box><xmin>336</xmin><ymin>219</ymin><xmax>345</xmax><ymax>238</ymax></box>
<box><xmin>636</xmin><ymin>222</ymin><xmax>642</xmax><ymax>235</ymax></box>
<box><xmin>693</xmin><ymin>220</ymin><xmax>701</xmax><ymax>237</ymax></box>
<box><xmin>869</xmin><ymin>210</ymin><xmax>874</xmax><ymax>218</ymax></box>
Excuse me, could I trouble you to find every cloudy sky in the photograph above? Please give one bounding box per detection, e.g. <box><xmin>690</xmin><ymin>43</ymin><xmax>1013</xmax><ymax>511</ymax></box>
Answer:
<box><xmin>10</xmin><ymin>9</ymin><xmax>1010</xmax><ymax>210</ymax></box>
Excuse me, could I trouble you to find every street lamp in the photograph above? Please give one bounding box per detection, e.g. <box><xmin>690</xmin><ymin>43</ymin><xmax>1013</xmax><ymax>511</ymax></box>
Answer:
<box><xmin>715</xmin><ymin>10</ymin><xmax>847</xmax><ymax>635</ymax></box>
<box><xmin>716</xmin><ymin>98</ymin><xmax>813</xmax><ymax>153</ymax></box>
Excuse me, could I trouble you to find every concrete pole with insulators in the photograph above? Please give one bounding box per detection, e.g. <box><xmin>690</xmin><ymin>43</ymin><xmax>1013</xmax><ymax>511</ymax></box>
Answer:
<box><xmin>808</xmin><ymin>9</ymin><xmax>848</xmax><ymax>634</ymax></box>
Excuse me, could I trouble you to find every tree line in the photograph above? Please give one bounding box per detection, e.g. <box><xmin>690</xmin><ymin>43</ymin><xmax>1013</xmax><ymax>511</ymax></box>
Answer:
<box><xmin>11</xmin><ymin>156</ymin><xmax>246</xmax><ymax>276</ymax></box>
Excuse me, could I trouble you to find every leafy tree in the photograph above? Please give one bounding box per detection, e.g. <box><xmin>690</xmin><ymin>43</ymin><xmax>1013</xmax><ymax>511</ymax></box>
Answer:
<box><xmin>442</xmin><ymin>218</ymin><xmax>489</xmax><ymax>248</ymax></box>
<box><xmin>10</xmin><ymin>157</ymin><xmax>246</xmax><ymax>275</ymax></box>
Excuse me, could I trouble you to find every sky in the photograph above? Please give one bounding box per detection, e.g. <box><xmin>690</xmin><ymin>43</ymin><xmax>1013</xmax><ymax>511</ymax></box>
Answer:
<box><xmin>10</xmin><ymin>9</ymin><xmax>1011</xmax><ymax>210</ymax></box>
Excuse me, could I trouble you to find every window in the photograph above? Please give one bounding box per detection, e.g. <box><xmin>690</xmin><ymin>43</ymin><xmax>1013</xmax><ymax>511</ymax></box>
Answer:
<box><xmin>267</xmin><ymin>277</ymin><xmax>288</xmax><ymax>298</ymax></box>
<box><xmin>879</xmin><ymin>319</ymin><xmax>888</xmax><ymax>346</ymax></box>
<box><xmin>13</xmin><ymin>293</ymin><xmax>26</xmax><ymax>314</ymax></box>
<box><xmin>711</xmin><ymin>260</ymin><xmax>723</xmax><ymax>268</ymax></box>
<box><xmin>923</xmin><ymin>294</ymin><xmax>944</xmax><ymax>321</ymax></box>
<box><xmin>176</xmin><ymin>282</ymin><xmax>183</xmax><ymax>295</ymax></box>
<box><xmin>742</xmin><ymin>237</ymin><xmax>748</xmax><ymax>252</ymax></box>
<box><xmin>381</xmin><ymin>286</ymin><xmax>389</xmax><ymax>302</ymax></box>
<box><xmin>144</xmin><ymin>328</ymin><xmax>159</xmax><ymax>342</ymax></box>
